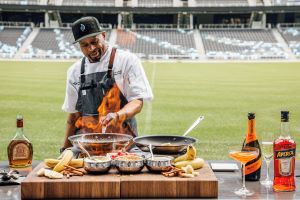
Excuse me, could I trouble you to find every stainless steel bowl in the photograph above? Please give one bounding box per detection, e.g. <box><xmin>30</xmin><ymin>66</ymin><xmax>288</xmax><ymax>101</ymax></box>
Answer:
<box><xmin>69</xmin><ymin>133</ymin><xmax>133</xmax><ymax>156</ymax></box>
<box><xmin>115</xmin><ymin>155</ymin><xmax>144</xmax><ymax>174</ymax></box>
<box><xmin>84</xmin><ymin>156</ymin><xmax>112</xmax><ymax>174</ymax></box>
<box><xmin>145</xmin><ymin>156</ymin><xmax>173</xmax><ymax>173</ymax></box>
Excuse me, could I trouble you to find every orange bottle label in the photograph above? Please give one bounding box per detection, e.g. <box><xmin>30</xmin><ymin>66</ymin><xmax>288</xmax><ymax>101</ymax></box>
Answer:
<box><xmin>245</xmin><ymin>157</ymin><xmax>262</xmax><ymax>175</ymax></box>
<box><xmin>245</xmin><ymin>120</ymin><xmax>256</xmax><ymax>144</ymax></box>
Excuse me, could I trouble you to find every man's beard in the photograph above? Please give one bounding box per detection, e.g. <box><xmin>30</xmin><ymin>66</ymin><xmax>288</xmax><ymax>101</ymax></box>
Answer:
<box><xmin>88</xmin><ymin>48</ymin><xmax>102</xmax><ymax>63</ymax></box>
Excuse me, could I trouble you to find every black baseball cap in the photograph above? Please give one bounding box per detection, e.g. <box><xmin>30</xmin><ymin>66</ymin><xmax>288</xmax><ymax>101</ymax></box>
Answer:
<box><xmin>71</xmin><ymin>16</ymin><xmax>102</xmax><ymax>44</ymax></box>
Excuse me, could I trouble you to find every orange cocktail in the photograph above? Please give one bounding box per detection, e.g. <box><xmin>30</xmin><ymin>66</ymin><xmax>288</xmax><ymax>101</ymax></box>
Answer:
<box><xmin>229</xmin><ymin>151</ymin><xmax>258</xmax><ymax>165</ymax></box>
<box><xmin>228</xmin><ymin>147</ymin><xmax>259</xmax><ymax>196</ymax></box>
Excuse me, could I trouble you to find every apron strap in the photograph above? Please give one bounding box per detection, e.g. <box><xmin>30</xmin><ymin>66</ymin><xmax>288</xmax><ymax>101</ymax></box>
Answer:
<box><xmin>107</xmin><ymin>48</ymin><xmax>117</xmax><ymax>78</ymax></box>
<box><xmin>80</xmin><ymin>57</ymin><xmax>86</xmax><ymax>84</ymax></box>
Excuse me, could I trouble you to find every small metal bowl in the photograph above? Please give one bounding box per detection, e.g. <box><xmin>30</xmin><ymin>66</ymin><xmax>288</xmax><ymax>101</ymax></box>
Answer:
<box><xmin>145</xmin><ymin>156</ymin><xmax>173</xmax><ymax>173</ymax></box>
<box><xmin>115</xmin><ymin>155</ymin><xmax>144</xmax><ymax>174</ymax></box>
<box><xmin>84</xmin><ymin>156</ymin><xmax>112</xmax><ymax>174</ymax></box>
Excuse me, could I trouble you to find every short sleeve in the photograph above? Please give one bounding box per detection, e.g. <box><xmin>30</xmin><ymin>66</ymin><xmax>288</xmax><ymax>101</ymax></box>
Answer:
<box><xmin>123</xmin><ymin>54</ymin><xmax>153</xmax><ymax>102</ymax></box>
<box><xmin>62</xmin><ymin>66</ymin><xmax>80</xmax><ymax>113</ymax></box>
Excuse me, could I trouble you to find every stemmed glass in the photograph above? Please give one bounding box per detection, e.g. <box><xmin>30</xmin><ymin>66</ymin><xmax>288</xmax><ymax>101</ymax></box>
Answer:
<box><xmin>260</xmin><ymin>132</ymin><xmax>274</xmax><ymax>187</ymax></box>
<box><xmin>229</xmin><ymin>146</ymin><xmax>259</xmax><ymax>196</ymax></box>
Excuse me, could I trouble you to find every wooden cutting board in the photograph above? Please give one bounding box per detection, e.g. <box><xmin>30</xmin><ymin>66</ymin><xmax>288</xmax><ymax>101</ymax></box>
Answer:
<box><xmin>21</xmin><ymin>162</ymin><xmax>218</xmax><ymax>199</ymax></box>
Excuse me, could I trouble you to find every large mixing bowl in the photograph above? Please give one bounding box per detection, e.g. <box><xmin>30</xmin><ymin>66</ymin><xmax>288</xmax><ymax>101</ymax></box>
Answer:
<box><xmin>68</xmin><ymin>133</ymin><xmax>133</xmax><ymax>156</ymax></box>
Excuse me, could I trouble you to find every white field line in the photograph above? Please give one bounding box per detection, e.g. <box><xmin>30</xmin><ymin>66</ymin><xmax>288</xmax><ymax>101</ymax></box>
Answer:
<box><xmin>143</xmin><ymin>62</ymin><xmax>156</xmax><ymax>134</ymax></box>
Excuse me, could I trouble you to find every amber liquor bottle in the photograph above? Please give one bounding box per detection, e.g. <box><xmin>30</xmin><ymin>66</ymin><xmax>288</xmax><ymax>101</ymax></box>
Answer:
<box><xmin>242</xmin><ymin>113</ymin><xmax>262</xmax><ymax>181</ymax></box>
<box><xmin>7</xmin><ymin>115</ymin><xmax>33</xmax><ymax>168</ymax></box>
<box><xmin>273</xmin><ymin>111</ymin><xmax>296</xmax><ymax>191</ymax></box>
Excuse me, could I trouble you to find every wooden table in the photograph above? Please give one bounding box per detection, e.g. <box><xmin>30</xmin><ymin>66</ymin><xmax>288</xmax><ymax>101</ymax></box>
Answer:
<box><xmin>1</xmin><ymin>160</ymin><xmax>300</xmax><ymax>199</ymax></box>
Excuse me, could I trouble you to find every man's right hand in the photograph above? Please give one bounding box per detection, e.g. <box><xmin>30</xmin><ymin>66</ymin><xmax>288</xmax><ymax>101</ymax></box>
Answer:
<box><xmin>100</xmin><ymin>112</ymin><xmax>119</xmax><ymax>127</ymax></box>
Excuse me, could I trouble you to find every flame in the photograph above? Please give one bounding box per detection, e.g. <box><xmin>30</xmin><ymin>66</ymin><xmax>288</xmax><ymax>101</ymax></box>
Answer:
<box><xmin>75</xmin><ymin>83</ymin><xmax>128</xmax><ymax>134</ymax></box>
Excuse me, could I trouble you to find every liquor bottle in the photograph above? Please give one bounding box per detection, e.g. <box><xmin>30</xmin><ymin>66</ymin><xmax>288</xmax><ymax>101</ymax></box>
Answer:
<box><xmin>242</xmin><ymin>112</ymin><xmax>262</xmax><ymax>181</ymax></box>
<box><xmin>273</xmin><ymin>111</ymin><xmax>296</xmax><ymax>191</ymax></box>
<box><xmin>7</xmin><ymin>115</ymin><xmax>33</xmax><ymax>168</ymax></box>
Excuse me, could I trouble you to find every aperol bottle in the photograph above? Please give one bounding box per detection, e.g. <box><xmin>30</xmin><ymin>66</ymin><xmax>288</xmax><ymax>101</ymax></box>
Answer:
<box><xmin>273</xmin><ymin>111</ymin><xmax>296</xmax><ymax>192</ymax></box>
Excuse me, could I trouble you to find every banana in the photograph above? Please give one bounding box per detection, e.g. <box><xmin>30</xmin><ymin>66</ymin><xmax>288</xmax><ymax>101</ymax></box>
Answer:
<box><xmin>174</xmin><ymin>157</ymin><xmax>204</xmax><ymax>170</ymax></box>
<box><xmin>53</xmin><ymin>150</ymin><xmax>74</xmax><ymax>172</ymax></box>
<box><xmin>174</xmin><ymin>145</ymin><xmax>196</xmax><ymax>163</ymax></box>
<box><xmin>44</xmin><ymin>158</ymin><xmax>83</xmax><ymax>168</ymax></box>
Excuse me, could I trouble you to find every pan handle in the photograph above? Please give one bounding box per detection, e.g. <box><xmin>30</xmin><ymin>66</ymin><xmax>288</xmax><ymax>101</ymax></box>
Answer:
<box><xmin>183</xmin><ymin>116</ymin><xmax>205</xmax><ymax>136</ymax></box>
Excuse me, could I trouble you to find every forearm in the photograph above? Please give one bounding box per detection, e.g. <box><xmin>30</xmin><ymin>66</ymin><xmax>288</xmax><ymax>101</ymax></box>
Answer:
<box><xmin>63</xmin><ymin>112</ymin><xmax>81</xmax><ymax>148</ymax></box>
<box><xmin>117</xmin><ymin>98</ymin><xmax>143</xmax><ymax>120</ymax></box>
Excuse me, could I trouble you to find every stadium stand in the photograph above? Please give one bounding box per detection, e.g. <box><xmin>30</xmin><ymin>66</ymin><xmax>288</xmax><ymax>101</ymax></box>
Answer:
<box><xmin>62</xmin><ymin>0</ymin><xmax>115</xmax><ymax>6</ymax></box>
<box><xmin>280</xmin><ymin>27</ymin><xmax>300</xmax><ymax>58</ymax></box>
<box><xmin>200</xmin><ymin>29</ymin><xmax>288</xmax><ymax>59</ymax></box>
<box><xmin>0</xmin><ymin>26</ymin><xmax>32</xmax><ymax>58</ymax></box>
<box><xmin>138</xmin><ymin>0</ymin><xmax>173</xmax><ymax>7</ymax></box>
<box><xmin>193</xmin><ymin>0</ymin><xmax>248</xmax><ymax>6</ymax></box>
<box><xmin>22</xmin><ymin>28</ymin><xmax>111</xmax><ymax>59</ymax></box>
<box><xmin>115</xmin><ymin>29</ymin><xmax>198</xmax><ymax>59</ymax></box>
<box><xmin>0</xmin><ymin>0</ymin><xmax>38</xmax><ymax>5</ymax></box>
<box><xmin>273</xmin><ymin>0</ymin><xmax>300</xmax><ymax>5</ymax></box>
<box><xmin>0</xmin><ymin>0</ymin><xmax>299</xmax><ymax>60</ymax></box>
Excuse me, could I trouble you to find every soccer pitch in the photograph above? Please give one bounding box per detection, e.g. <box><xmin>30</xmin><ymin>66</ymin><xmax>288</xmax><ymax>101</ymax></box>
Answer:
<box><xmin>0</xmin><ymin>60</ymin><xmax>300</xmax><ymax>160</ymax></box>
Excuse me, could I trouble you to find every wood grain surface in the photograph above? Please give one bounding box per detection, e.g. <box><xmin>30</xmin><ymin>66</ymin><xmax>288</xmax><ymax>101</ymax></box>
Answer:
<box><xmin>21</xmin><ymin>162</ymin><xmax>218</xmax><ymax>199</ymax></box>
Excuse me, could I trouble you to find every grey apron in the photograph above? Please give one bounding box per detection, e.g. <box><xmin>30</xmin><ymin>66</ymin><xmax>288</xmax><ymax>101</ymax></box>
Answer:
<box><xmin>75</xmin><ymin>48</ymin><xmax>137</xmax><ymax>137</ymax></box>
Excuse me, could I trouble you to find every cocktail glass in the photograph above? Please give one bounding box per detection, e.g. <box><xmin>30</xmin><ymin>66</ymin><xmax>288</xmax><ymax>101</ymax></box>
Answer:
<box><xmin>229</xmin><ymin>147</ymin><xmax>259</xmax><ymax>196</ymax></box>
<box><xmin>260</xmin><ymin>132</ymin><xmax>274</xmax><ymax>187</ymax></box>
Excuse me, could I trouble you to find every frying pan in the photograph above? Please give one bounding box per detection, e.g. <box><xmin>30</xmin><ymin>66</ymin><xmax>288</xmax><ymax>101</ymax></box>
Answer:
<box><xmin>133</xmin><ymin>116</ymin><xmax>203</xmax><ymax>154</ymax></box>
<box><xmin>133</xmin><ymin>135</ymin><xmax>197</xmax><ymax>154</ymax></box>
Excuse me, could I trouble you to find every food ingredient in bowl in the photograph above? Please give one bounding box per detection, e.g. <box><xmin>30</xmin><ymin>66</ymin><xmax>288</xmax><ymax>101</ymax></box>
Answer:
<box><xmin>109</xmin><ymin>151</ymin><xmax>137</xmax><ymax>160</ymax></box>
<box><xmin>115</xmin><ymin>155</ymin><xmax>143</xmax><ymax>161</ymax></box>
<box><xmin>85</xmin><ymin>156</ymin><xmax>110</xmax><ymax>162</ymax></box>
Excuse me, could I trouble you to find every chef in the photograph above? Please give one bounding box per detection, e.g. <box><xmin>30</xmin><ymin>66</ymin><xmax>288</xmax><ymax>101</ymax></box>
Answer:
<box><xmin>60</xmin><ymin>16</ymin><xmax>153</xmax><ymax>152</ymax></box>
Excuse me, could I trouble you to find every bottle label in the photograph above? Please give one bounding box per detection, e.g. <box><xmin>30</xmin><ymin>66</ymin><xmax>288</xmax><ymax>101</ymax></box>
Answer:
<box><xmin>275</xmin><ymin>148</ymin><xmax>295</xmax><ymax>176</ymax></box>
<box><xmin>12</xmin><ymin>143</ymin><xmax>30</xmax><ymax>160</ymax></box>
<box><xmin>245</xmin><ymin>157</ymin><xmax>262</xmax><ymax>175</ymax></box>
<box><xmin>246</xmin><ymin>120</ymin><xmax>256</xmax><ymax>144</ymax></box>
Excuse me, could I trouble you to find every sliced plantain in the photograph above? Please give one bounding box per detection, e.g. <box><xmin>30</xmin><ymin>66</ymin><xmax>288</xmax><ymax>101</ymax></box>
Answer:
<box><xmin>44</xmin><ymin>169</ymin><xmax>63</xmax><ymax>179</ymax></box>
<box><xmin>36</xmin><ymin>168</ymin><xmax>45</xmax><ymax>177</ymax></box>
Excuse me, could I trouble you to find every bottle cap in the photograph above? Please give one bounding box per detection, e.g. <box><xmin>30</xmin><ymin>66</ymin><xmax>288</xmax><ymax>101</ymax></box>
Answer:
<box><xmin>281</xmin><ymin>111</ymin><xmax>289</xmax><ymax>122</ymax></box>
<box><xmin>248</xmin><ymin>112</ymin><xmax>255</xmax><ymax>120</ymax></box>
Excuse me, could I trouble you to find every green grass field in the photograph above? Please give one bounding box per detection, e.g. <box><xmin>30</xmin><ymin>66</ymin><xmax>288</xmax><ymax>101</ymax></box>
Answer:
<box><xmin>1</xmin><ymin>60</ymin><xmax>300</xmax><ymax>161</ymax></box>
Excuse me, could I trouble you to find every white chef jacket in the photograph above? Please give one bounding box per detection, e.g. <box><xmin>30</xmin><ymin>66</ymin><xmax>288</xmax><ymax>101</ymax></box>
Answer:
<box><xmin>62</xmin><ymin>46</ymin><xmax>153</xmax><ymax>113</ymax></box>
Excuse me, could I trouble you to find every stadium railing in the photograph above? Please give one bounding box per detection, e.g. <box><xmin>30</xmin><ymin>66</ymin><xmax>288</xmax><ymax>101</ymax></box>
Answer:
<box><xmin>199</xmin><ymin>24</ymin><xmax>251</xmax><ymax>29</ymax></box>
<box><xmin>135</xmin><ymin>24</ymin><xmax>192</xmax><ymax>29</ymax></box>
<box><xmin>0</xmin><ymin>21</ymin><xmax>34</xmax><ymax>28</ymax></box>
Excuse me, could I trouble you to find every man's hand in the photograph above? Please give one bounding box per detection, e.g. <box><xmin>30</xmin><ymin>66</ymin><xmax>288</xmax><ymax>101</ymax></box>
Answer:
<box><xmin>100</xmin><ymin>112</ymin><xmax>119</xmax><ymax>127</ymax></box>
